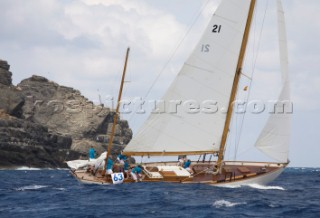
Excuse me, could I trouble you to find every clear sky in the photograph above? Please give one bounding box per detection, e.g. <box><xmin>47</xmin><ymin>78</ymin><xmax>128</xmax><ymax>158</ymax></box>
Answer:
<box><xmin>0</xmin><ymin>0</ymin><xmax>318</xmax><ymax>167</ymax></box>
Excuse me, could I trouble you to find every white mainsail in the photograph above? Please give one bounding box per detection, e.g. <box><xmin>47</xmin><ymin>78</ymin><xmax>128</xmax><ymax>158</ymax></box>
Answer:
<box><xmin>124</xmin><ymin>0</ymin><xmax>252</xmax><ymax>156</ymax></box>
<box><xmin>254</xmin><ymin>0</ymin><xmax>291</xmax><ymax>163</ymax></box>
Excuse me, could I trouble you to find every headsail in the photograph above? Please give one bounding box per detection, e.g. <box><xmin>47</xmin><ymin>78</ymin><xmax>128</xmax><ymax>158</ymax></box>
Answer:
<box><xmin>124</xmin><ymin>0</ymin><xmax>252</xmax><ymax>156</ymax></box>
<box><xmin>254</xmin><ymin>0</ymin><xmax>291</xmax><ymax>163</ymax></box>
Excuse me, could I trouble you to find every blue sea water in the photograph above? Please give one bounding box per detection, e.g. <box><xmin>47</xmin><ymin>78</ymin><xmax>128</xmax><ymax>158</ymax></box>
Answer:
<box><xmin>0</xmin><ymin>168</ymin><xmax>319</xmax><ymax>218</ymax></box>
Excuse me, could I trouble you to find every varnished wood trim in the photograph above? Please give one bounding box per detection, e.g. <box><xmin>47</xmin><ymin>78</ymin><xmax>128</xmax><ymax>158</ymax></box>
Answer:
<box><xmin>217</xmin><ymin>0</ymin><xmax>257</xmax><ymax>168</ymax></box>
<box><xmin>123</xmin><ymin>151</ymin><xmax>215</xmax><ymax>156</ymax></box>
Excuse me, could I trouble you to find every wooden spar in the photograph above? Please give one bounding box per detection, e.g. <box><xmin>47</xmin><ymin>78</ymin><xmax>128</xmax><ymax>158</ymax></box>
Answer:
<box><xmin>103</xmin><ymin>47</ymin><xmax>130</xmax><ymax>173</ymax></box>
<box><xmin>216</xmin><ymin>0</ymin><xmax>256</xmax><ymax>169</ymax></box>
<box><xmin>123</xmin><ymin>150</ymin><xmax>215</xmax><ymax>156</ymax></box>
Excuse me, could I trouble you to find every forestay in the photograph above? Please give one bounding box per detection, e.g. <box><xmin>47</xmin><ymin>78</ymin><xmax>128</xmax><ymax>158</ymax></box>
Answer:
<box><xmin>255</xmin><ymin>0</ymin><xmax>291</xmax><ymax>163</ymax></box>
<box><xmin>124</xmin><ymin>0</ymin><xmax>252</xmax><ymax>156</ymax></box>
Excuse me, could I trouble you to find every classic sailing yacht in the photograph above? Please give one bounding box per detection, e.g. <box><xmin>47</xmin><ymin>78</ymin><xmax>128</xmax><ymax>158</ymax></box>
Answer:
<box><xmin>70</xmin><ymin>0</ymin><xmax>291</xmax><ymax>186</ymax></box>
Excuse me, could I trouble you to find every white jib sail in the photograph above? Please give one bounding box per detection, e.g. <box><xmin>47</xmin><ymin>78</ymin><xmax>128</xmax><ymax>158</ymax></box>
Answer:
<box><xmin>124</xmin><ymin>0</ymin><xmax>252</xmax><ymax>156</ymax></box>
<box><xmin>255</xmin><ymin>0</ymin><xmax>291</xmax><ymax>163</ymax></box>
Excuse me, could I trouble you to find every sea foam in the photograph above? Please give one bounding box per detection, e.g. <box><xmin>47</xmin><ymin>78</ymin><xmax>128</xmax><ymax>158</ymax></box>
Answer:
<box><xmin>15</xmin><ymin>167</ymin><xmax>41</xmax><ymax>171</ymax></box>
<box><xmin>213</xmin><ymin>200</ymin><xmax>246</xmax><ymax>208</ymax></box>
<box><xmin>15</xmin><ymin>185</ymin><xmax>48</xmax><ymax>191</ymax></box>
<box><xmin>247</xmin><ymin>184</ymin><xmax>285</xmax><ymax>190</ymax></box>
<box><xmin>219</xmin><ymin>184</ymin><xmax>242</xmax><ymax>189</ymax></box>
<box><xmin>217</xmin><ymin>183</ymin><xmax>285</xmax><ymax>190</ymax></box>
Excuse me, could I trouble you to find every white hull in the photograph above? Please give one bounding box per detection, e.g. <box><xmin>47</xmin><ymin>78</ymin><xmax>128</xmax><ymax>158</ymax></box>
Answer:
<box><xmin>212</xmin><ymin>167</ymin><xmax>285</xmax><ymax>187</ymax></box>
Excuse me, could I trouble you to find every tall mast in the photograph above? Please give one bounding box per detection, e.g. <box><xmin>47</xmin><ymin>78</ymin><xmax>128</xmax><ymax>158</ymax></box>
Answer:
<box><xmin>104</xmin><ymin>47</ymin><xmax>130</xmax><ymax>173</ymax></box>
<box><xmin>216</xmin><ymin>0</ymin><xmax>256</xmax><ymax>169</ymax></box>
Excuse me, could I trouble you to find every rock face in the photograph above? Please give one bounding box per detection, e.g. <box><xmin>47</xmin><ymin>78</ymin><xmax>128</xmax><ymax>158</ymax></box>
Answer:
<box><xmin>0</xmin><ymin>60</ymin><xmax>133</xmax><ymax>168</ymax></box>
<box><xmin>0</xmin><ymin>111</ymin><xmax>79</xmax><ymax>167</ymax></box>
<box><xmin>0</xmin><ymin>60</ymin><xmax>12</xmax><ymax>86</ymax></box>
<box><xmin>0</xmin><ymin>60</ymin><xmax>24</xmax><ymax>118</ymax></box>
<box><xmin>18</xmin><ymin>75</ymin><xmax>133</xmax><ymax>152</ymax></box>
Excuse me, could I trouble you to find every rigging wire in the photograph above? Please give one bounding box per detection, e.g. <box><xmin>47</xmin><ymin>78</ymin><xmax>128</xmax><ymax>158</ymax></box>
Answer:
<box><xmin>232</xmin><ymin>0</ymin><xmax>270</xmax><ymax>161</ymax></box>
<box><xmin>232</xmin><ymin>0</ymin><xmax>260</xmax><ymax>160</ymax></box>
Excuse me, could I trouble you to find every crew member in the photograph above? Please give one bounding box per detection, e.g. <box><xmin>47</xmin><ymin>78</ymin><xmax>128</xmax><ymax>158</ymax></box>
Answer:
<box><xmin>106</xmin><ymin>155</ymin><xmax>114</xmax><ymax>175</ymax></box>
<box><xmin>89</xmin><ymin>146</ymin><xmax>95</xmax><ymax>160</ymax></box>
<box><xmin>130</xmin><ymin>165</ymin><xmax>143</xmax><ymax>182</ymax></box>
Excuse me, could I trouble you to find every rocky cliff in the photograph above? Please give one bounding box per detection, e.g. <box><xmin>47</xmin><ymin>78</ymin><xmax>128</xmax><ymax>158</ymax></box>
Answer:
<box><xmin>0</xmin><ymin>111</ymin><xmax>79</xmax><ymax>167</ymax></box>
<box><xmin>0</xmin><ymin>59</ymin><xmax>132</xmax><ymax>168</ymax></box>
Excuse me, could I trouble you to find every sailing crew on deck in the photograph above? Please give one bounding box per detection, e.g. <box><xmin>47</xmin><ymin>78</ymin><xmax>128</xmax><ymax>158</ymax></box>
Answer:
<box><xmin>117</xmin><ymin>151</ymin><xmax>127</xmax><ymax>165</ymax></box>
<box><xmin>89</xmin><ymin>146</ymin><xmax>95</xmax><ymax>160</ymax></box>
<box><xmin>177</xmin><ymin>155</ymin><xmax>186</xmax><ymax>166</ymax></box>
<box><xmin>131</xmin><ymin>165</ymin><xmax>143</xmax><ymax>182</ymax></box>
<box><xmin>106</xmin><ymin>156</ymin><xmax>114</xmax><ymax>175</ymax></box>
<box><xmin>123</xmin><ymin>159</ymin><xmax>130</xmax><ymax>179</ymax></box>
<box><xmin>183</xmin><ymin>159</ymin><xmax>193</xmax><ymax>174</ymax></box>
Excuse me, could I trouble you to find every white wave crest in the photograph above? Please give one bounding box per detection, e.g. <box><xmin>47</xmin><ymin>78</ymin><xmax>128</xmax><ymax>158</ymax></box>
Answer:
<box><xmin>16</xmin><ymin>167</ymin><xmax>41</xmax><ymax>171</ymax></box>
<box><xmin>247</xmin><ymin>184</ymin><xmax>285</xmax><ymax>190</ymax></box>
<box><xmin>54</xmin><ymin>188</ymin><xmax>66</xmax><ymax>191</ymax></box>
<box><xmin>15</xmin><ymin>185</ymin><xmax>48</xmax><ymax>191</ymax></box>
<box><xmin>213</xmin><ymin>200</ymin><xmax>246</xmax><ymax>208</ymax></box>
<box><xmin>219</xmin><ymin>184</ymin><xmax>242</xmax><ymax>189</ymax></box>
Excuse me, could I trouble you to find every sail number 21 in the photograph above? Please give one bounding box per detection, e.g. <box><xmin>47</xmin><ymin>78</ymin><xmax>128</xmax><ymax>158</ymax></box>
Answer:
<box><xmin>212</xmin><ymin>25</ymin><xmax>222</xmax><ymax>33</ymax></box>
<box><xmin>201</xmin><ymin>24</ymin><xmax>222</xmax><ymax>52</ymax></box>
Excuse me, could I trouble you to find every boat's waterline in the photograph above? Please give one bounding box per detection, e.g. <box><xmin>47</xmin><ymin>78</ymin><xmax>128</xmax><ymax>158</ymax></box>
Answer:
<box><xmin>70</xmin><ymin>161</ymin><xmax>287</xmax><ymax>186</ymax></box>
<box><xmin>211</xmin><ymin>167</ymin><xmax>285</xmax><ymax>187</ymax></box>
